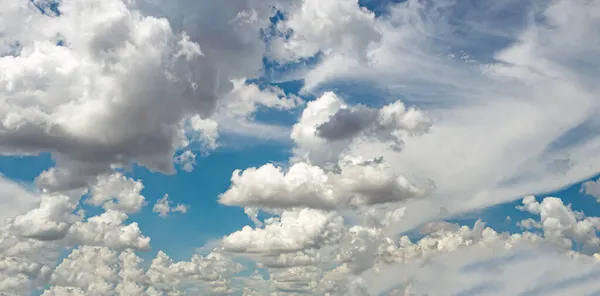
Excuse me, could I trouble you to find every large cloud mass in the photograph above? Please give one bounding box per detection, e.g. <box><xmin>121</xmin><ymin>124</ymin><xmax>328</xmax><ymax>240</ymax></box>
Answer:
<box><xmin>1</xmin><ymin>0</ymin><xmax>600</xmax><ymax>295</ymax></box>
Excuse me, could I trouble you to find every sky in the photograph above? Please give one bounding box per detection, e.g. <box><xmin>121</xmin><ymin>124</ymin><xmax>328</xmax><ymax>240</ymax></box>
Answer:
<box><xmin>1</xmin><ymin>0</ymin><xmax>600</xmax><ymax>295</ymax></box>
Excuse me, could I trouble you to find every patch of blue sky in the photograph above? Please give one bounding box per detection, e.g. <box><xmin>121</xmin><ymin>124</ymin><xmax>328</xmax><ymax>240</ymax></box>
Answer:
<box><xmin>262</xmin><ymin>53</ymin><xmax>324</xmax><ymax>84</ymax></box>
<box><xmin>251</xmin><ymin>106</ymin><xmax>303</xmax><ymax>129</ymax></box>
<box><xmin>0</xmin><ymin>154</ymin><xmax>54</xmax><ymax>184</ymax></box>
<box><xmin>313</xmin><ymin>79</ymin><xmax>399</xmax><ymax>107</ymax></box>
<box><xmin>358</xmin><ymin>0</ymin><xmax>408</xmax><ymax>17</ymax></box>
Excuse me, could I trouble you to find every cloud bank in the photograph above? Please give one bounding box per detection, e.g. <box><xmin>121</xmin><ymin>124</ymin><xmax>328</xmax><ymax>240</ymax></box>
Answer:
<box><xmin>1</xmin><ymin>0</ymin><xmax>600</xmax><ymax>295</ymax></box>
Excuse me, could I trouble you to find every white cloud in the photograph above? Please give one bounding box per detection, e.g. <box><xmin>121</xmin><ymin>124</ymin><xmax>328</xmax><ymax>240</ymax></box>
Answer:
<box><xmin>41</xmin><ymin>246</ymin><xmax>243</xmax><ymax>295</ymax></box>
<box><xmin>366</xmin><ymin>244</ymin><xmax>600</xmax><ymax>296</ymax></box>
<box><xmin>152</xmin><ymin>194</ymin><xmax>189</xmax><ymax>218</ymax></box>
<box><xmin>11</xmin><ymin>193</ymin><xmax>81</xmax><ymax>241</ymax></box>
<box><xmin>0</xmin><ymin>0</ymin><xmax>306</xmax><ymax>193</ymax></box>
<box><xmin>174</xmin><ymin>150</ymin><xmax>197</xmax><ymax>172</ymax></box>
<box><xmin>269</xmin><ymin>0</ymin><xmax>381</xmax><ymax>63</ymax></box>
<box><xmin>290</xmin><ymin>92</ymin><xmax>431</xmax><ymax>166</ymax></box>
<box><xmin>87</xmin><ymin>173</ymin><xmax>146</xmax><ymax>214</ymax></box>
<box><xmin>517</xmin><ymin>195</ymin><xmax>600</xmax><ymax>254</ymax></box>
<box><xmin>0</xmin><ymin>176</ymin><xmax>39</xmax><ymax>226</ymax></box>
<box><xmin>1</xmin><ymin>0</ymin><xmax>210</xmax><ymax>191</ymax></box>
<box><xmin>66</xmin><ymin>210</ymin><xmax>151</xmax><ymax>251</ymax></box>
<box><xmin>189</xmin><ymin>116</ymin><xmax>220</xmax><ymax>153</ymax></box>
<box><xmin>220</xmin><ymin>155</ymin><xmax>425</xmax><ymax>211</ymax></box>
<box><xmin>222</xmin><ymin>208</ymin><xmax>344</xmax><ymax>254</ymax></box>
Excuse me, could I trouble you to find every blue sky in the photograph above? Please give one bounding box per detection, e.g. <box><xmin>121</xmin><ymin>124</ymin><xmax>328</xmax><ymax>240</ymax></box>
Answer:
<box><xmin>2</xmin><ymin>0</ymin><xmax>600</xmax><ymax>295</ymax></box>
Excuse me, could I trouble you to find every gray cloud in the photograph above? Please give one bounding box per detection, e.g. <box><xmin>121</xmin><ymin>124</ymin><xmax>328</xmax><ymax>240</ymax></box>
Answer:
<box><xmin>316</xmin><ymin>107</ymin><xmax>378</xmax><ymax>141</ymax></box>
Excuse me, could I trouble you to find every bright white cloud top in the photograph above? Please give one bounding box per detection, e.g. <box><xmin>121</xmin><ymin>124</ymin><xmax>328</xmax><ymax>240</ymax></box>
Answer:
<box><xmin>1</xmin><ymin>0</ymin><xmax>600</xmax><ymax>295</ymax></box>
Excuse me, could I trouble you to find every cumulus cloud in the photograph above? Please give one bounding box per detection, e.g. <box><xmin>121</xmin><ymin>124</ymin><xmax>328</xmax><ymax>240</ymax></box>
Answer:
<box><xmin>221</xmin><ymin>194</ymin><xmax>600</xmax><ymax>294</ymax></box>
<box><xmin>174</xmin><ymin>150</ymin><xmax>197</xmax><ymax>172</ymax></box>
<box><xmin>86</xmin><ymin>173</ymin><xmax>146</xmax><ymax>214</ymax></box>
<box><xmin>290</xmin><ymin>92</ymin><xmax>432</xmax><ymax>165</ymax></box>
<box><xmin>222</xmin><ymin>208</ymin><xmax>344</xmax><ymax>254</ymax></box>
<box><xmin>220</xmin><ymin>155</ymin><xmax>425</xmax><ymax>211</ymax></box>
<box><xmin>268</xmin><ymin>0</ymin><xmax>381</xmax><ymax>63</ymax></box>
<box><xmin>11</xmin><ymin>193</ymin><xmax>81</xmax><ymax>241</ymax></box>
<box><xmin>0</xmin><ymin>0</ymin><xmax>303</xmax><ymax>193</ymax></box>
<box><xmin>1</xmin><ymin>0</ymin><xmax>213</xmax><ymax>191</ymax></box>
<box><xmin>517</xmin><ymin>195</ymin><xmax>600</xmax><ymax>254</ymax></box>
<box><xmin>40</xmin><ymin>246</ymin><xmax>243</xmax><ymax>295</ymax></box>
<box><xmin>152</xmin><ymin>194</ymin><xmax>189</xmax><ymax>218</ymax></box>
<box><xmin>66</xmin><ymin>210</ymin><xmax>151</xmax><ymax>251</ymax></box>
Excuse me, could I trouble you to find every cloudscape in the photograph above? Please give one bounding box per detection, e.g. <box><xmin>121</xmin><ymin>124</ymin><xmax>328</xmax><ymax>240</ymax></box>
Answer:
<box><xmin>1</xmin><ymin>0</ymin><xmax>600</xmax><ymax>295</ymax></box>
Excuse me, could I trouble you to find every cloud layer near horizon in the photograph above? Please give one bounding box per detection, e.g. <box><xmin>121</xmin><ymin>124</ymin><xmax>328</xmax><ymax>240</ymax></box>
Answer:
<box><xmin>1</xmin><ymin>0</ymin><xmax>600</xmax><ymax>295</ymax></box>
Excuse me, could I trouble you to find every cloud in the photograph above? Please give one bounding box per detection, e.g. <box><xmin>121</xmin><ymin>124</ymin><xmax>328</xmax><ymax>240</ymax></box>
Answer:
<box><xmin>281</xmin><ymin>0</ymin><xmax>600</xmax><ymax>233</ymax></box>
<box><xmin>41</xmin><ymin>246</ymin><xmax>243</xmax><ymax>295</ymax></box>
<box><xmin>86</xmin><ymin>173</ymin><xmax>146</xmax><ymax>214</ymax></box>
<box><xmin>222</xmin><ymin>208</ymin><xmax>344</xmax><ymax>254</ymax></box>
<box><xmin>174</xmin><ymin>150</ymin><xmax>197</xmax><ymax>172</ymax></box>
<box><xmin>290</xmin><ymin>92</ymin><xmax>432</xmax><ymax>166</ymax></box>
<box><xmin>2</xmin><ymin>0</ymin><xmax>600</xmax><ymax>295</ymax></box>
<box><xmin>517</xmin><ymin>195</ymin><xmax>600</xmax><ymax>254</ymax></box>
<box><xmin>268</xmin><ymin>0</ymin><xmax>381</xmax><ymax>63</ymax></box>
<box><xmin>11</xmin><ymin>193</ymin><xmax>81</xmax><ymax>241</ymax></box>
<box><xmin>0</xmin><ymin>176</ymin><xmax>39</xmax><ymax>226</ymax></box>
<box><xmin>0</xmin><ymin>0</ymin><xmax>303</xmax><ymax>193</ymax></box>
<box><xmin>368</xmin><ymin>244</ymin><xmax>600</xmax><ymax>296</ymax></box>
<box><xmin>220</xmin><ymin>155</ymin><xmax>425</xmax><ymax>211</ymax></box>
<box><xmin>152</xmin><ymin>194</ymin><xmax>189</xmax><ymax>218</ymax></box>
<box><xmin>1</xmin><ymin>0</ymin><xmax>210</xmax><ymax>191</ymax></box>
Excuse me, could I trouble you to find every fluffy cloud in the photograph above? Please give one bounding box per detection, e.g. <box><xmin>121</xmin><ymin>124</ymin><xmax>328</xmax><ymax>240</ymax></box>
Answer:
<box><xmin>219</xmin><ymin>91</ymin><xmax>431</xmax><ymax>213</ymax></box>
<box><xmin>222</xmin><ymin>208</ymin><xmax>344</xmax><ymax>254</ymax></box>
<box><xmin>11</xmin><ymin>193</ymin><xmax>81</xmax><ymax>241</ymax></box>
<box><xmin>174</xmin><ymin>150</ymin><xmax>197</xmax><ymax>172</ymax></box>
<box><xmin>152</xmin><ymin>194</ymin><xmax>189</xmax><ymax>218</ymax></box>
<box><xmin>40</xmin><ymin>246</ymin><xmax>243</xmax><ymax>295</ymax></box>
<box><xmin>220</xmin><ymin>155</ymin><xmax>425</xmax><ymax>211</ymax></box>
<box><xmin>66</xmin><ymin>210</ymin><xmax>151</xmax><ymax>251</ymax></box>
<box><xmin>0</xmin><ymin>226</ymin><xmax>59</xmax><ymax>294</ymax></box>
<box><xmin>86</xmin><ymin>173</ymin><xmax>146</xmax><ymax>214</ymax></box>
<box><xmin>0</xmin><ymin>0</ymin><xmax>301</xmax><ymax>193</ymax></box>
<box><xmin>269</xmin><ymin>0</ymin><xmax>381</xmax><ymax>63</ymax></box>
<box><xmin>2</xmin><ymin>0</ymin><xmax>210</xmax><ymax>191</ymax></box>
<box><xmin>517</xmin><ymin>195</ymin><xmax>600</xmax><ymax>254</ymax></box>
<box><xmin>290</xmin><ymin>92</ymin><xmax>432</xmax><ymax>165</ymax></box>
